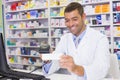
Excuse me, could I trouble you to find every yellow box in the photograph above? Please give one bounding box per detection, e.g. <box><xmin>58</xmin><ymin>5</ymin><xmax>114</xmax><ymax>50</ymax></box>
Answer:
<box><xmin>101</xmin><ymin>4</ymin><xmax>110</xmax><ymax>13</ymax></box>
<box><xmin>59</xmin><ymin>7</ymin><xmax>65</xmax><ymax>16</ymax></box>
<box><xmin>95</xmin><ymin>5</ymin><xmax>101</xmax><ymax>13</ymax></box>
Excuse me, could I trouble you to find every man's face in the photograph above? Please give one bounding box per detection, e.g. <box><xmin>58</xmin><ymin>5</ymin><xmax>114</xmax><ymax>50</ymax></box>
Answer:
<box><xmin>64</xmin><ymin>9</ymin><xmax>86</xmax><ymax>36</ymax></box>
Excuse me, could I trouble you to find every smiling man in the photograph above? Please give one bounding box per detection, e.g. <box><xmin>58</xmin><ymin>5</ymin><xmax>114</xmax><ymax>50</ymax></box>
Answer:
<box><xmin>42</xmin><ymin>2</ymin><xmax>110</xmax><ymax>80</ymax></box>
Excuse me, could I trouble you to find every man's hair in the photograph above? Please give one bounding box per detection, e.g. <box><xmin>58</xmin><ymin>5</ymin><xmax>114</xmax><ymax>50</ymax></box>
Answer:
<box><xmin>64</xmin><ymin>2</ymin><xmax>84</xmax><ymax>16</ymax></box>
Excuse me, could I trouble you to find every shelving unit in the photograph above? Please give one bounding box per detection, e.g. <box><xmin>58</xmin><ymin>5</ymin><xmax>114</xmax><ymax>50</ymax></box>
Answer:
<box><xmin>112</xmin><ymin>0</ymin><xmax>120</xmax><ymax>61</ymax></box>
<box><xmin>3</xmin><ymin>0</ymin><xmax>49</xmax><ymax>70</ymax></box>
<box><xmin>3</xmin><ymin>0</ymin><xmax>120</xmax><ymax>70</ymax></box>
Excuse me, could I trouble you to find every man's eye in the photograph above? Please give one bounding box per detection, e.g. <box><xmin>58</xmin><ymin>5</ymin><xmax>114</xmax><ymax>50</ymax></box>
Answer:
<box><xmin>65</xmin><ymin>20</ymin><xmax>69</xmax><ymax>23</ymax></box>
<box><xmin>73</xmin><ymin>19</ymin><xmax>77</xmax><ymax>21</ymax></box>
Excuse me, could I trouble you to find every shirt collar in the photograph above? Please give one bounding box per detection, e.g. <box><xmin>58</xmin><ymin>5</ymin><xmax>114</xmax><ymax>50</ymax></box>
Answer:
<box><xmin>73</xmin><ymin>29</ymin><xmax>86</xmax><ymax>42</ymax></box>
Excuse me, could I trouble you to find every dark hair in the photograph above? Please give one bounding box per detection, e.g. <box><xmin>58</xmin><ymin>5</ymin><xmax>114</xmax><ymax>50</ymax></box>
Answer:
<box><xmin>64</xmin><ymin>2</ymin><xmax>84</xmax><ymax>16</ymax></box>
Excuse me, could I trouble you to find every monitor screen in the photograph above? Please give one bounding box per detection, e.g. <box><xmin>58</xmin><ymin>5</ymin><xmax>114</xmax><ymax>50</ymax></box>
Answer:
<box><xmin>0</xmin><ymin>33</ymin><xmax>9</xmax><ymax>71</ymax></box>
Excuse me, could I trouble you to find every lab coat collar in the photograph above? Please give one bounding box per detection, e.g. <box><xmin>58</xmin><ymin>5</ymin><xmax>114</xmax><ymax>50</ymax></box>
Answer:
<box><xmin>72</xmin><ymin>28</ymin><xmax>86</xmax><ymax>44</ymax></box>
<box><xmin>76</xmin><ymin>26</ymin><xmax>90</xmax><ymax>49</ymax></box>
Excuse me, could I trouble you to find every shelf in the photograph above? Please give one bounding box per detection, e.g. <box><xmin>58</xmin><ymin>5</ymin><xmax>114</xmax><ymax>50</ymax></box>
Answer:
<box><xmin>81</xmin><ymin>1</ymin><xmax>109</xmax><ymax>5</ymax></box>
<box><xmin>112</xmin><ymin>0</ymin><xmax>120</xmax><ymax>2</ymax></box>
<box><xmin>113</xmin><ymin>11</ymin><xmax>120</xmax><ymax>14</ymax></box>
<box><xmin>50</xmin><ymin>16</ymin><xmax>64</xmax><ymax>18</ymax></box>
<box><xmin>50</xmin><ymin>1</ymin><xmax>110</xmax><ymax>8</ymax></box>
<box><xmin>114</xmin><ymin>48</ymin><xmax>120</xmax><ymax>50</ymax></box>
<box><xmin>5</xmin><ymin>0</ymin><xmax>27</xmax><ymax>3</ymax></box>
<box><xmin>6</xmin><ymin>7</ymin><xmax>48</xmax><ymax>13</ymax></box>
<box><xmin>89</xmin><ymin>24</ymin><xmax>110</xmax><ymax>27</ymax></box>
<box><xmin>113</xmin><ymin>36</ymin><xmax>120</xmax><ymax>38</ymax></box>
<box><xmin>7</xmin><ymin>37</ymin><xmax>48</xmax><ymax>39</ymax></box>
<box><xmin>51</xmin><ymin>36</ymin><xmax>61</xmax><ymax>38</ymax></box>
<box><xmin>20</xmin><ymin>55</ymin><xmax>40</xmax><ymax>58</ymax></box>
<box><xmin>51</xmin><ymin>26</ymin><xmax>66</xmax><ymax>28</ymax></box>
<box><xmin>9</xmin><ymin>63</ymin><xmax>42</xmax><ymax>67</ymax></box>
<box><xmin>7</xmin><ymin>46</ymin><xmax>40</xmax><ymax>48</ymax></box>
<box><xmin>107</xmin><ymin>36</ymin><xmax>111</xmax><ymax>38</ymax></box>
<box><xmin>6</xmin><ymin>17</ymin><xmax>48</xmax><ymax>22</ymax></box>
<box><xmin>86</xmin><ymin>12</ymin><xmax>110</xmax><ymax>16</ymax></box>
<box><xmin>113</xmin><ymin>23</ymin><xmax>120</xmax><ymax>26</ymax></box>
<box><xmin>8</xmin><ymin>27</ymin><xmax>48</xmax><ymax>30</ymax></box>
<box><xmin>50</xmin><ymin>5</ymin><xmax>66</xmax><ymax>8</ymax></box>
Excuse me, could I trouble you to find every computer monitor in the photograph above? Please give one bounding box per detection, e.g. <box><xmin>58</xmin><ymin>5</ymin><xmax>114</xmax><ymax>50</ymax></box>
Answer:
<box><xmin>0</xmin><ymin>33</ymin><xmax>10</xmax><ymax>72</ymax></box>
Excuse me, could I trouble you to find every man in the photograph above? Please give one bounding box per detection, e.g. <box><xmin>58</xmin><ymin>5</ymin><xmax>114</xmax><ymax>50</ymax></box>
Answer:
<box><xmin>42</xmin><ymin>2</ymin><xmax>110</xmax><ymax>80</ymax></box>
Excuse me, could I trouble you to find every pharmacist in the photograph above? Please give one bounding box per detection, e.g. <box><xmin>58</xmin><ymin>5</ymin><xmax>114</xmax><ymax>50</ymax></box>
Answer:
<box><xmin>42</xmin><ymin>2</ymin><xmax>110</xmax><ymax>80</ymax></box>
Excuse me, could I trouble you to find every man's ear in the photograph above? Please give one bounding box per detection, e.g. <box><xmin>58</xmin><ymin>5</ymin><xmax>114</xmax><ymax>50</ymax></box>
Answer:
<box><xmin>82</xmin><ymin>13</ymin><xmax>86</xmax><ymax>20</ymax></box>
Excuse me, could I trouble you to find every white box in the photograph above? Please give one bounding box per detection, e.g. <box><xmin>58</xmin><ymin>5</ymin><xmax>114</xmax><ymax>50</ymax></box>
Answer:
<box><xmin>42</xmin><ymin>53</ymin><xmax>62</xmax><ymax>60</ymax></box>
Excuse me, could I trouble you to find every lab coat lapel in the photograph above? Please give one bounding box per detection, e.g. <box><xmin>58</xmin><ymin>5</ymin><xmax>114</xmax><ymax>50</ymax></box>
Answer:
<box><xmin>69</xmin><ymin>34</ymin><xmax>76</xmax><ymax>50</ymax></box>
<box><xmin>66</xmin><ymin>34</ymin><xmax>76</xmax><ymax>54</ymax></box>
<box><xmin>77</xmin><ymin>27</ymin><xmax>89</xmax><ymax>49</ymax></box>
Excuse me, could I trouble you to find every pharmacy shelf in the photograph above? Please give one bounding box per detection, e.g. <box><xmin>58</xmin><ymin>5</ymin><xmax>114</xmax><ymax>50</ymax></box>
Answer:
<box><xmin>20</xmin><ymin>55</ymin><xmax>40</xmax><ymax>58</ymax></box>
<box><xmin>113</xmin><ymin>11</ymin><xmax>120</xmax><ymax>14</ymax></box>
<box><xmin>6</xmin><ymin>17</ymin><xmax>48</xmax><ymax>22</ymax></box>
<box><xmin>5</xmin><ymin>0</ymin><xmax>27</xmax><ymax>3</ymax></box>
<box><xmin>6</xmin><ymin>7</ymin><xmax>48</xmax><ymax>13</ymax></box>
<box><xmin>7</xmin><ymin>37</ymin><xmax>48</xmax><ymax>39</ymax></box>
<box><xmin>112</xmin><ymin>0</ymin><xmax>120</xmax><ymax>63</ymax></box>
<box><xmin>50</xmin><ymin>5</ymin><xmax>66</xmax><ymax>8</ymax></box>
<box><xmin>50</xmin><ymin>16</ymin><xmax>64</xmax><ymax>18</ymax></box>
<box><xmin>51</xmin><ymin>26</ymin><xmax>66</xmax><ymax>28</ymax></box>
<box><xmin>89</xmin><ymin>24</ymin><xmax>110</xmax><ymax>27</ymax></box>
<box><xmin>113</xmin><ymin>24</ymin><xmax>120</xmax><ymax>26</ymax></box>
<box><xmin>82</xmin><ymin>1</ymin><xmax>109</xmax><ymax>5</ymax></box>
<box><xmin>51</xmin><ymin>36</ymin><xmax>61</xmax><ymax>38</ymax></box>
<box><xmin>4</xmin><ymin>0</ymin><xmax>49</xmax><ymax>70</ymax></box>
<box><xmin>49</xmin><ymin>1</ymin><xmax>110</xmax><ymax>7</ymax></box>
<box><xmin>86</xmin><ymin>12</ymin><xmax>110</xmax><ymax>16</ymax></box>
<box><xmin>114</xmin><ymin>36</ymin><xmax>120</xmax><ymax>38</ymax></box>
<box><xmin>8</xmin><ymin>27</ymin><xmax>48</xmax><ymax>30</ymax></box>
<box><xmin>9</xmin><ymin>63</ymin><xmax>42</xmax><ymax>67</ymax></box>
<box><xmin>112</xmin><ymin>0</ymin><xmax>120</xmax><ymax>2</ymax></box>
<box><xmin>8</xmin><ymin>54</ymin><xmax>40</xmax><ymax>58</ymax></box>
<box><xmin>7</xmin><ymin>46</ymin><xmax>40</xmax><ymax>48</ymax></box>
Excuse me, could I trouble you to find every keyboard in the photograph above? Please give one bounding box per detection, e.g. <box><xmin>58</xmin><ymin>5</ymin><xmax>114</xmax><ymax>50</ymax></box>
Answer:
<box><xmin>0</xmin><ymin>69</ymin><xmax>49</xmax><ymax>80</ymax></box>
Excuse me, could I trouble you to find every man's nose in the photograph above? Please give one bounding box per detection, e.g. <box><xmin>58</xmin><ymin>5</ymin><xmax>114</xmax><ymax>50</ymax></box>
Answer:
<box><xmin>69</xmin><ymin>20</ymin><xmax>74</xmax><ymax>27</ymax></box>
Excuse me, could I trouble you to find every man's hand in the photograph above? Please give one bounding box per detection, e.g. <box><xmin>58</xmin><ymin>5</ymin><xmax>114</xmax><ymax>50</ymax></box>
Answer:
<box><xmin>59</xmin><ymin>55</ymin><xmax>76</xmax><ymax>72</ymax></box>
<box><xmin>59</xmin><ymin>55</ymin><xmax>84</xmax><ymax>76</ymax></box>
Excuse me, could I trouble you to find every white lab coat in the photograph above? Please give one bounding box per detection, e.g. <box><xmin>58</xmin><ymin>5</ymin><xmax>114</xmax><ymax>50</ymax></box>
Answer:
<box><xmin>47</xmin><ymin>26</ymin><xmax>110</xmax><ymax>80</ymax></box>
